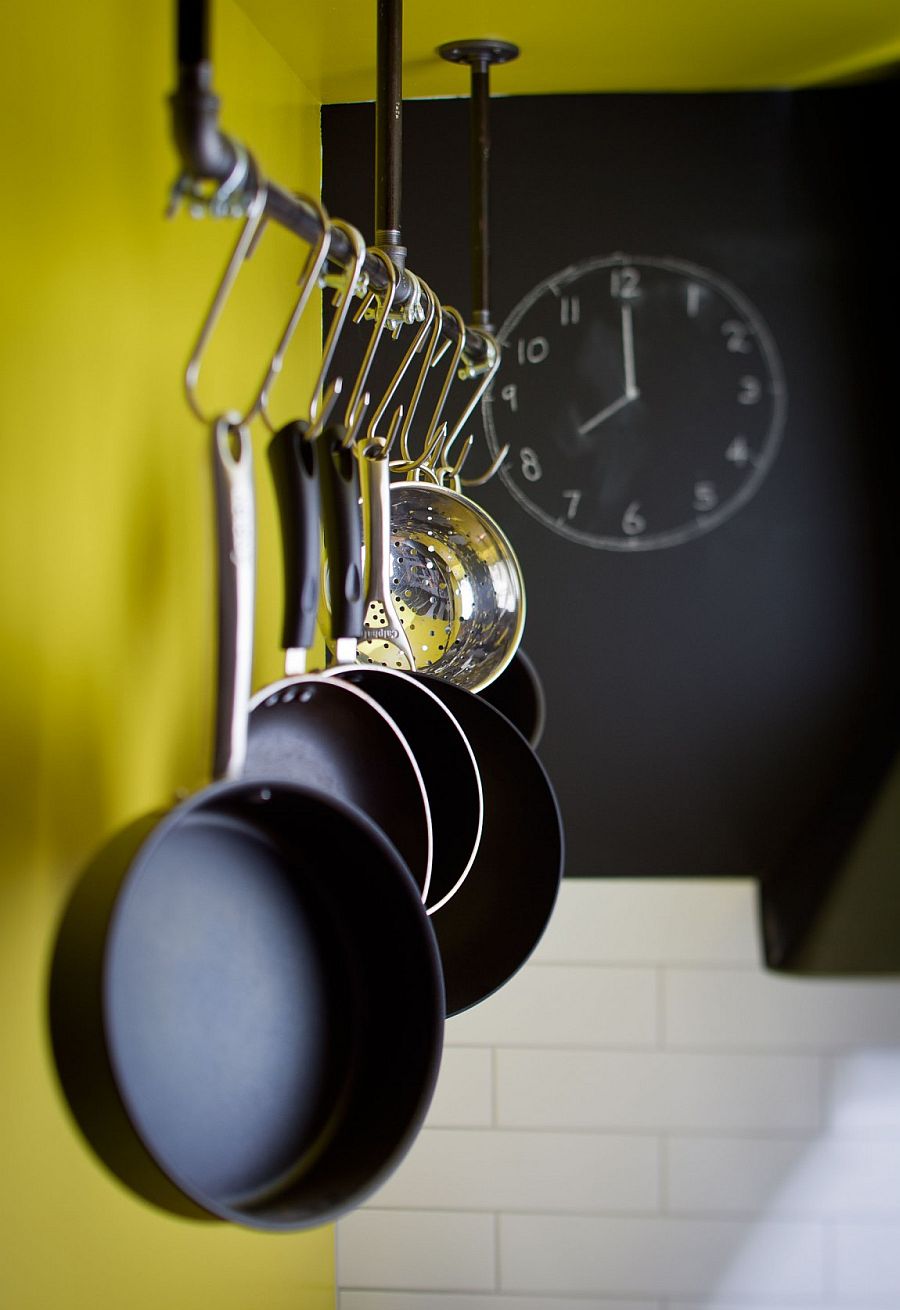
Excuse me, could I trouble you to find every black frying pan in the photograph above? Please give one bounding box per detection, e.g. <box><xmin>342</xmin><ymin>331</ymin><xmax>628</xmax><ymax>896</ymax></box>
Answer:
<box><xmin>48</xmin><ymin>417</ymin><xmax>444</xmax><ymax>1229</ymax></box>
<box><xmin>244</xmin><ymin>419</ymin><xmax>435</xmax><ymax>900</ymax></box>
<box><xmin>415</xmin><ymin>673</ymin><xmax>564</xmax><ymax>1015</ymax></box>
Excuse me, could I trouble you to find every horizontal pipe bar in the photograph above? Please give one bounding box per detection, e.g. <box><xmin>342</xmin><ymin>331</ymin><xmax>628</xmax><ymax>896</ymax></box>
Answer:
<box><xmin>169</xmin><ymin>64</ymin><xmax>488</xmax><ymax>365</ymax></box>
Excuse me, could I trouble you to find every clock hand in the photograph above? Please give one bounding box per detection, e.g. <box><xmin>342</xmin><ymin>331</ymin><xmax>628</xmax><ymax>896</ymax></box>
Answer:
<box><xmin>575</xmin><ymin>389</ymin><xmax>637</xmax><ymax>436</ymax></box>
<box><xmin>621</xmin><ymin>302</ymin><xmax>639</xmax><ymax>399</ymax></box>
<box><xmin>574</xmin><ymin>303</ymin><xmax>643</xmax><ymax>437</ymax></box>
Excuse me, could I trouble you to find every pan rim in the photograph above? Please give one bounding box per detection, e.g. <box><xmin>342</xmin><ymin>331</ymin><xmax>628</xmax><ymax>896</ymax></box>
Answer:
<box><xmin>321</xmin><ymin>663</ymin><xmax>486</xmax><ymax>915</ymax></box>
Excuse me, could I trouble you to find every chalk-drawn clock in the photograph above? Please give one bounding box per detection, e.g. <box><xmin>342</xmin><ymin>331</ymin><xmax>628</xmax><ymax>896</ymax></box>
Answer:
<box><xmin>483</xmin><ymin>254</ymin><xmax>787</xmax><ymax>550</ymax></box>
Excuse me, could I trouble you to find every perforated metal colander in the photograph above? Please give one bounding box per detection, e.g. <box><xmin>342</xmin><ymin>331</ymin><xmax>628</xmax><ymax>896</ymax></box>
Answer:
<box><xmin>385</xmin><ymin>480</ymin><xmax>525</xmax><ymax>692</ymax></box>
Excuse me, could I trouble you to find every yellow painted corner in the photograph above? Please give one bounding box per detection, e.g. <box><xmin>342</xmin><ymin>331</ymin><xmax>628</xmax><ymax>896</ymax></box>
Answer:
<box><xmin>0</xmin><ymin>1</ymin><xmax>334</xmax><ymax>1305</ymax></box>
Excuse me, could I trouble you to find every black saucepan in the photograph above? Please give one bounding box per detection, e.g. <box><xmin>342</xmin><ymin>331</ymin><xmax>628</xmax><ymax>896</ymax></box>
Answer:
<box><xmin>48</xmin><ymin>417</ymin><xmax>444</xmax><ymax>1229</ymax></box>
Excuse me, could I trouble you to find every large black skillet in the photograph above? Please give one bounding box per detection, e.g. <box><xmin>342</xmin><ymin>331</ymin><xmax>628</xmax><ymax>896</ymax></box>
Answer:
<box><xmin>48</xmin><ymin>417</ymin><xmax>444</xmax><ymax>1229</ymax></box>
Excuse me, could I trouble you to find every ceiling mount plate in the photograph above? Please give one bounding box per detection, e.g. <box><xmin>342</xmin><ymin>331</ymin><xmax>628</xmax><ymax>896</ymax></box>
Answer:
<box><xmin>438</xmin><ymin>39</ymin><xmax>520</xmax><ymax>68</ymax></box>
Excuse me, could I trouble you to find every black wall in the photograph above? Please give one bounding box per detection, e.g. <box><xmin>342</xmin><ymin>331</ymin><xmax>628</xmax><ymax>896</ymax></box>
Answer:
<box><xmin>322</xmin><ymin>82</ymin><xmax>900</xmax><ymax>962</ymax></box>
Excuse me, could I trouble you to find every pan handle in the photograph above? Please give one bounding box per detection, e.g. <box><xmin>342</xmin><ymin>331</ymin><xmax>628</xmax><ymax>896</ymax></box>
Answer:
<box><xmin>212</xmin><ymin>415</ymin><xmax>256</xmax><ymax>781</ymax></box>
<box><xmin>267</xmin><ymin>419</ymin><xmax>319</xmax><ymax>669</ymax></box>
<box><xmin>318</xmin><ymin>424</ymin><xmax>364</xmax><ymax>664</ymax></box>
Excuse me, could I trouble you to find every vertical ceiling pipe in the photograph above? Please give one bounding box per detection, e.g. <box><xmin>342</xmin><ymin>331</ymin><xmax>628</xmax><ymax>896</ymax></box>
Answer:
<box><xmin>437</xmin><ymin>39</ymin><xmax>519</xmax><ymax>333</ymax></box>
<box><xmin>375</xmin><ymin>0</ymin><xmax>407</xmax><ymax>273</ymax></box>
<box><xmin>170</xmin><ymin>0</ymin><xmax>242</xmax><ymax>183</ymax></box>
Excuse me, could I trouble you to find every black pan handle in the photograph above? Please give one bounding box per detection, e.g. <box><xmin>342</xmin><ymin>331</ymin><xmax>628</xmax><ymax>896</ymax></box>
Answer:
<box><xmin>317</xmin><ymin>425</ymin><xmax>364</xmax><ymax>653</ymax></box>
<box><xmin>267</xmin><ymin>419</ymin><xmax>319</xmax><ymax>657</ymax></box>
<box><xmin>211</xmin><ymin>415</ymin><xmax>256</xmax><ymax>781</ymax></box>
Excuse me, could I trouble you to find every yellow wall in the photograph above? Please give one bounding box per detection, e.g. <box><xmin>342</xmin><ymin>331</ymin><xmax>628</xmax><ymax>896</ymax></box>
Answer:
<box><xmin>0</xmin><ymin>2</ymin><xmax>334</xmax><ymax>1305</ymax></box>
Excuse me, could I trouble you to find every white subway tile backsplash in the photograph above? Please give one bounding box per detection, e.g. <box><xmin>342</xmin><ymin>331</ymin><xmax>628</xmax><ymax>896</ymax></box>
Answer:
<box><xmin>366</xmin><ymin>1128</ymin><xmax>659</xmax><ymax>1214</ymax></box>
<box><xmin>446</xmin><ymin>964</ymin><xmax>657</xmax><ymax>1048</ymax></box>
<box><xmin>667</xmin><ymin>1135</ymin><xmax>900</xmax><ymax>1216</ymax></box>
<box><xmin>671</xmin><ymin>1303</ymin><xmax>844</xmax><ymax>1310</ymax></box>
<box><xmin>666</xmin><ymin>968</ymin><xmax>900</xmax><ymax>1050</ymax></box>
<box><xmin>337</xmin><ymin>1209</ymin><xmax>495</xmax><ymax>1292</ymax></box>
<box><xmin>836</xmin><ymin>1222</ymin><xmax>900</xmax><ymax>1295</ymax></box>
<box><xmin>825</xmin><ymin>1051</ymin><xmax>900</xmax><ymax>1131</ymax></box>
<box><xmin>337</xmin><ymin>880</ymin><xmax>900</xmax><ymax>1309</ymax></box>
<box><xmin>341</xmin><ymin>1295</ymin><xmax>661</xmax><ymax>1310</ymax></box>
<box><xmin>499</xmin><ymin>1213</ymin><xmax>825</xmax><ymax>1297</ymax></box>
<box><xmin>496</xmin><ymin>1048</ymin><xmax>820</xmax><ymax>1131</ymax></box>
<box><xmin>532</xmin><ymin>878</ymin><xmax>760</xmax><ymax>965</ymax></box>
<box><xmin>425</xmin><ymin>1048</ymin><xmax>494</xmax><ymax>1128</ymax></box>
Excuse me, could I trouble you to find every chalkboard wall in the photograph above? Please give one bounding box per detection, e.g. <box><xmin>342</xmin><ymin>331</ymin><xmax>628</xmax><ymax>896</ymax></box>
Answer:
<box><xmin>322</xmin><ymin>81</ymin><xmax>900</xmax><ymax>957</ymax></box>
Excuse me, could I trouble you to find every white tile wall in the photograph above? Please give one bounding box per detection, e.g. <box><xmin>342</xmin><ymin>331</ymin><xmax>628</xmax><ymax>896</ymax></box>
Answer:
<box><xmin>336</xmin><ymin>878</ymin><xmax>900</xmax><ymax>1310</ymax></box>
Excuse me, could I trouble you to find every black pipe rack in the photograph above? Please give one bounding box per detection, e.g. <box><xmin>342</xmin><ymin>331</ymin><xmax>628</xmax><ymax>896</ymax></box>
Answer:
<box><xmin>168</xmin><ymin>0</ymin><xmax>501</xmax><ymax>368</ymax></box>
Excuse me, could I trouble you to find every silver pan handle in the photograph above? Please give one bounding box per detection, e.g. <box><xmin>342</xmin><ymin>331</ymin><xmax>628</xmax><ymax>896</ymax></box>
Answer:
<box><xmin>211</xmin><ymin>415</ymin><xmax>256</xmax><ymax>781</ymax></box>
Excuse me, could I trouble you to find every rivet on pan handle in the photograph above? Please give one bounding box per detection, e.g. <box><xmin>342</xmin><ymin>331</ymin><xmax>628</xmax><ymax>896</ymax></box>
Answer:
<box><xmin>211</xmin><ymin>414</ymin><xmax>256</xmax><ymax>781</ymax></box>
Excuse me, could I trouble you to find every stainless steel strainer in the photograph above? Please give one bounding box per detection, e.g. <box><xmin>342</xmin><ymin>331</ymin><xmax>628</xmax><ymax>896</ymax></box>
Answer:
<box><xmin>387</xmin><ymin>477</ymin><xmax>525</xmax><ymax>692</ymax></box>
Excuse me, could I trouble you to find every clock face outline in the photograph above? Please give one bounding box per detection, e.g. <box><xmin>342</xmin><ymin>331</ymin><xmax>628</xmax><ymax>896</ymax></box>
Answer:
<box><xmin>482</xmin><ymin>254</ymin><xmax>788</xmax><ymax>550</ymax></box>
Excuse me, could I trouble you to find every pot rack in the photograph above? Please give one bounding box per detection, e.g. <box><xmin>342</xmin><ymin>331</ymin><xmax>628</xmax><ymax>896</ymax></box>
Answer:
<box><xmin>169</xmin><ymin>0</ymin><xmax>515</xmax><ymax>370</ymax></box>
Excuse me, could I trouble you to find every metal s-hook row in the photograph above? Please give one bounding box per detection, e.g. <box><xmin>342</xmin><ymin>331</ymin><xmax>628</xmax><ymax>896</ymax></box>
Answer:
<box><xmin>184</xmin><ymin>176</ymin><xmax>344</xmax><ymax>433</ymax></box>
<box><xmin>390</xmin><ymin>323</ymin><xmax>510</xmax><ymax>492</ymax></box>
<box><xmin>387</xmin><ymin>302</ymin><xmax>468</xmax><ymax>479</ymax></box>
<box><xmin>308</xmin><ymin>218</ymin><xmax>369</xmax><ymax>438</ymax></box>
<box><xmin>339</xmin><ymin>248</ymin><xmax>399</xmax><ymax>444</ymax></box>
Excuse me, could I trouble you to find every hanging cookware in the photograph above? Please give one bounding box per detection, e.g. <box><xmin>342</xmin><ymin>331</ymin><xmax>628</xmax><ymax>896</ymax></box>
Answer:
<box><xmin>311</xmin><ymin>250</ymin><xmax>485</xmax><ymax>913</ymax></box>
<box><xmin>244</xmin><ymin>416</ymin><xmax>435</xmax><ymax>901</ymax></box>
<box><xmin>317</xmin><ymin>422</ymin><xmax>563</xmax><ymax>1013</ymax></box>
<box><xmin>387</xmin><ymin>469</ymin><xmax>525</xmax><ymax>692</ymax></box>
<box><xmin>318</xmin><ymin>413</ymin><xmax>485</xmax><ymax>916</ymax></box>
<box><xmin>49</xmin><ymin>416</ymin><xmax>444</xmax><ymax>1229</ymax></box>
<box><xmin>385</xmin><ymin>306</ymin><xmax>525</xmax><ymax>693</ymax></box>
<box><xmin>243</xmin><ymin>219</ymin><xmax>436</xmax><ymax>899</ymax></box>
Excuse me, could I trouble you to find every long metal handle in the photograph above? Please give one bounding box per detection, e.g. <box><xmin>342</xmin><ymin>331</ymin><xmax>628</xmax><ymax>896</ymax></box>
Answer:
<box><xmin>211</xmin><ymin>415</ymin><xmax>256</xmax><ymax>781</ymax></box>
<box><xmin>362</xmin><ymin>453</ymin><xmax>392</xmax><ymax>611</ymax></box>
<box><xmin>360</xmin><ymin>451</ymin><xmax>416</xmax><ymax>666</ymax></box>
